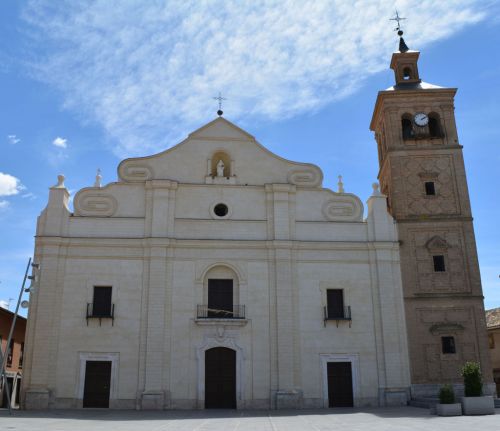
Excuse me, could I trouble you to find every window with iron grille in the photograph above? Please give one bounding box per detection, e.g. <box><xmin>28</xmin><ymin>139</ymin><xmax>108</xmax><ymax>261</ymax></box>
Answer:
<box><xmin>425</xmin><ymin>181</ymin><xmax>436</xmax><ymax>196</ymax></box>
<box><xmin>442</xmin><ymin>336</ymin><xmax>456</xmax><ymax>354</ymax></box>
<box><xmin>433</xmin><ymin>255</ymin><xmax>446</xmax><ymax>272</ymax></box>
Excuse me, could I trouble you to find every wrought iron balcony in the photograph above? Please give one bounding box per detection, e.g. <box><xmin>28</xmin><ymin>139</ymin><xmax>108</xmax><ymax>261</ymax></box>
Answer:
<box><xmin>197</xmin><ymin>304</ymin><xmax>245</xmax><ymax>320</ymax></box>
<box><xmin>324</xmin><ymin>306</ymin><xmax>351</xmax><ymax>327</ymax></box>
<box><xmin>86</xmin><ymin>303</ymin><xmax>115</xmax><ymax>326</ymax></box>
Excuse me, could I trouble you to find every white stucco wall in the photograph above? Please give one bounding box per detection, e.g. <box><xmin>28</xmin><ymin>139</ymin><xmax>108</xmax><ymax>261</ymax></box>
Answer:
<box><xmin>22</xmin><ymin>118</ymin><xmax>410</xmax><ymax>410</ymax></box>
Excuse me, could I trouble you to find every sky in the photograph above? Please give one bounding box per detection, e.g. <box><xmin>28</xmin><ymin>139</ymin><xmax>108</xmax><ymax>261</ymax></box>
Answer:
<box><xmin>1</xmin><ymin>0</ymin><xmax>499</xmax><ymax>314</ymax></box>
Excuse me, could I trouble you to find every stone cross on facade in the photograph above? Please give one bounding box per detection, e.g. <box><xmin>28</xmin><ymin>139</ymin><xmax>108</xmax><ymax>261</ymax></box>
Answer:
<box><xmin>213</xmin><ymin>92</ymin><xmax>226</xmax><ymax>116</ymax></box>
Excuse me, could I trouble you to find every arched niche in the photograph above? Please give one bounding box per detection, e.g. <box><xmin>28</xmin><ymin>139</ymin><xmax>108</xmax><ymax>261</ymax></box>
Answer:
<box><xmin>210</xmin><ymin>151</ymin><xmax>231</xmax><ymax>178</ymax></box>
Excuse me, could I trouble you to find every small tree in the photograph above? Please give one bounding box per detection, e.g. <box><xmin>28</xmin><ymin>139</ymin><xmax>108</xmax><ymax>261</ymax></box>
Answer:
<box><xmin>461</xmin><ymin>361</ymin><xmax>483</xmax><ymax>397</ymax></box>
<box><xmin>439</xmin><ymin>384</ymin><xmax>455</xmax><ymax>404</ymax></box>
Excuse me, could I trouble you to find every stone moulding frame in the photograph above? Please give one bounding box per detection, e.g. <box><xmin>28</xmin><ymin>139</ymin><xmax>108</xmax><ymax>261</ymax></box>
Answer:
<box><xmin>195</xmin><ymin>261</ymin><xmax>247</xmax><ymax>284</ymax></box>
<box><xmin>209</xmin><ymin>200</ymin><xmax>233</xmax><ymax>220</ymax></box>
<box><xmin>321</xmin><ymin>195</ymin><xmax>363</xmax><ymax>222</ymax></box>
<box><xmin>76</xmin><ymin>352</ymin><xmax>119</xmax><ymax>404</ymax></box>
<box><xmin>196</xmin><ymin>336</ymin><xmax>245</xmax><ymax>409</ymax></box>
<box><xmin>195</xmin><ymin>262</ymin><xmax>247</xmax><ymax>312</ymax></box>
<box><xmin>73</xmin><ymin>191</ymin><xmax>118</xmax><ymax>217</ymax></box>
<box><xmin>319</xmin><ymin>353</ymin><xmax>360</xmax><ymax>408</ymax></box>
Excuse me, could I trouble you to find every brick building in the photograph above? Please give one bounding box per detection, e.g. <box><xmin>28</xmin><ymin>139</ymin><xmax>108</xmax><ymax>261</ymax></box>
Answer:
<box><xmin>486</xmin><ymin>308</ymin><xmax>500</xmax><ymax>395</ymax></box>
<box><xmin>370</xmin><ymin>34</ymin><xmax>492</xmax><ymax>398</ymax></box>
<box><xmin>0</xmin><ymin>307</ymin><xmax>27</xmax><ymax>408</ymax></box>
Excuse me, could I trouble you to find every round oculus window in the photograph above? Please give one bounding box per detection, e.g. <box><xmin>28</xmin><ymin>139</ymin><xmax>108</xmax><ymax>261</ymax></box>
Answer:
<box><xmin>213</xmin><ymin>203</ymin><xmax>229</xmax><ymax>218</ymax></box>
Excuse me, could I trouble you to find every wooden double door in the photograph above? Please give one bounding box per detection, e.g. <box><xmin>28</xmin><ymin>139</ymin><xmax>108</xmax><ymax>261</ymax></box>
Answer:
<box><xmin>327</xmin><ymin>362</ymin><xmax>354</xmax><ymax>407</ymax></box>
<box><xmin>205</xmin><ymin>347</ymin><xmax>236</xmax><ymax>409</ymax></box>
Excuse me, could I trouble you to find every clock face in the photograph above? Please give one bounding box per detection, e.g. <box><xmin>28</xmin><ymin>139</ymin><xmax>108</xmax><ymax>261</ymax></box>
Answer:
<box><xmin>414</xmin><ymin>112</ymin><xmax>429</xmax><ymax>127</ymax></box>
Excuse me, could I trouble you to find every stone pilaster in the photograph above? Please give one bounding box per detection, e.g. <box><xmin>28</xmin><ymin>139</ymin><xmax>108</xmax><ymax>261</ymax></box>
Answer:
<box><xmin>367</xmin><ymin>186</ymin><xmax>411</xmax><ymax>405</ymax></box>
<box><xmin>141</xmin><ymin>180</ymin><xmax>177</xmax><ymax>409</ymax></box>
<box><xmin>265</xmin><ymin>184</ymin><xmax>301</xmax><ymax>408</ymax></box>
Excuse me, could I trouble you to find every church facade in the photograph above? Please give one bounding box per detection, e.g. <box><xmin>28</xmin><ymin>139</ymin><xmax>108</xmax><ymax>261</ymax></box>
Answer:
<box><xmin>21</xmin><ymin>40</ymin><xmax>492</xmax><ymax>410</ymax></box>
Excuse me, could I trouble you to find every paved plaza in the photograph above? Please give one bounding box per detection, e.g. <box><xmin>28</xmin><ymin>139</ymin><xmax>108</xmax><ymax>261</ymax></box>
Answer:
<box><xmin>0</xmin><ymin>407</ymin><xmax>499</xmax><ymax>431</ymax></box>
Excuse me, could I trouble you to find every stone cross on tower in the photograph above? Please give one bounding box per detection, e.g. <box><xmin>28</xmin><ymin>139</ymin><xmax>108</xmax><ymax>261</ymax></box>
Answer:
<box><xmin>390</xmin><ymin>10</ymin><xmax>409</xmax><ymax>53</ymax></box>
<box><xmin>389</xmin><ymin>10</ymin><xmax>406</xmax><ymax>32</ymax></box>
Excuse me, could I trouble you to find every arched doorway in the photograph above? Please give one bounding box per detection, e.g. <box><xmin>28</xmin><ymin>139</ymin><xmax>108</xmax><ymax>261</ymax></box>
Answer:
<box><xmin>205</xmin><ymin>347</ymin><xmax>236</xmax><ymax>408</ymax></box>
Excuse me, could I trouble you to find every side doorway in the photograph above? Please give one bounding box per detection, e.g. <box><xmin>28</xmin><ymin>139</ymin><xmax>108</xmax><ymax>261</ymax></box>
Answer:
<box><xmin>83</xmin><ymin>360</ymin><xmax>112</xmax><ymax>408</ymax></box>
<box><xmin>327</xmin><ymin>362</ymin><xmax>354</xmax><ymax>407</ymax></box>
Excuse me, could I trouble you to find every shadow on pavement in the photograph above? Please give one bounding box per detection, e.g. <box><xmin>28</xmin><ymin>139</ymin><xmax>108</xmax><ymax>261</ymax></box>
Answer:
<box><xmin>2</xmin><ymin>406</ymin><xmax>489</xmax><ymax>421</ymax></box>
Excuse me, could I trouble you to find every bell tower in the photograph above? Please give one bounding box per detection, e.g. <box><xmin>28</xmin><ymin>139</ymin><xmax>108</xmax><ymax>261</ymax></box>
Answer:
<box><xmin>370</xmin><ymin>29</ymin><xmax>493</xmax><ymax>398</ymax></box>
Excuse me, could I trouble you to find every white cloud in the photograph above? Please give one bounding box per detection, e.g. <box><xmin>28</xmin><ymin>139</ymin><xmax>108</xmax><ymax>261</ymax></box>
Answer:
<box><xmin>0</xmin><ymin>299</ymin><xmax>9</xmax><ymax>309</ymax></box>
<box><xmin>0</xmin><ymin>200</ymin><xmax>10</xmax><ymax>210</ymax></box>
<box><xmin>22</xmin><ymin>192</ymin><xmax>36</xmax><ymax>200</ymax></box>
<box><xmin>52</xmin><ymin>137</ymin><xmax>68</xmax><ymax>148</ymax></box>
<box><xmin>22</xmin><ymin>0</ymin><xmax>490</xmax><ymax>156</ymax></box>
<box><xmin>48</xmin><ymin>137</ymin><xmax>69</xmax><ymax>166</ymax></box>
<box><xmin>47</xmin><ymin>150</ymin><xmax>69</xmax><ymax>167</ymax></box>
<box><xmin>7</xmin><ymin>134</ymin><xmax>20</xmax><ymax>145</ymax></box>
<box><xmin>0</xmin><ymin>172</ymin><xmax>24</xmax><ymax>197</ymax></box>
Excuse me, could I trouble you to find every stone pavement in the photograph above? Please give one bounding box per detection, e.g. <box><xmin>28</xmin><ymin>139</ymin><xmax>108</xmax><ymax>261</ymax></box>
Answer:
<box><xmin>0</xmin><ymin>407</ymin><xmax>498</xmax><ymax>431</ymax></box>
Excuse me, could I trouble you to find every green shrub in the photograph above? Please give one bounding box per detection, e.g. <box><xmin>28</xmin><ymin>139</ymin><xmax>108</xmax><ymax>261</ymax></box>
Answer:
<box><xmin>461</xmin><ymin>361</ymin><xmax>483</xmax><ymax>397</ymax></box>
<box><xmin>439</xmin><ymin>384</ymin><xmax>455</xmax><ymax>404</ymax></box>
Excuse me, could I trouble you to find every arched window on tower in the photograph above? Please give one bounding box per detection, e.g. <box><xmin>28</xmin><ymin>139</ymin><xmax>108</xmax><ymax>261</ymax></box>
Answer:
<box><xmin>428</xmin><ymin>113</ymin><xmax>442</xmax><ymax>138</ymax></box>
<box><xmin>401</xmin><ymin>114</ymin><xmax>414</xmax><ymax>140</ymax></box>
<box><xmin>403</xmin><ymin>67</ymin><xmax>412</xmax><ymax>80</ymax></box>
<box><xmin>375</xmin><ymin>133</ymin><xmax>383</xmax><ymax>163</ymax></box>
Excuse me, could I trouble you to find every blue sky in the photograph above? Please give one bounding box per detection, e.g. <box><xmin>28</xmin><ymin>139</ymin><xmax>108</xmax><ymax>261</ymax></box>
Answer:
<box><xmin>1</xmin><ymin>1</ymin><xmax>499</xmax><ymax>313</ymax></box>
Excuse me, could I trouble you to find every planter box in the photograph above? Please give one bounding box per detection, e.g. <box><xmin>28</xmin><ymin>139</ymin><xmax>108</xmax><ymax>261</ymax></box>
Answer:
<box><xmin>461</xmin><ymin>396</ymin><xmax>495</xmax><ymax>415</ymax></box>
<box><xmin>436</xmin><ymin>403</ymin><xmax>462</xmax><ymax>416</ymax></box>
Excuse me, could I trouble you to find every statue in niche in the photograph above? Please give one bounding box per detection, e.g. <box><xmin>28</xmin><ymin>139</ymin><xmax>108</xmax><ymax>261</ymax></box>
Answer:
<box><xmin>216</xmin><ymin>159</ymin><xmax>225</xmax><ymax>177</ymax></box>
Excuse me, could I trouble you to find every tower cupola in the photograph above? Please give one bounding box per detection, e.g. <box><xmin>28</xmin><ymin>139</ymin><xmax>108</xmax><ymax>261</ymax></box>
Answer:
<box><xmin>390</xmin><ymin>50</ymin><xmax>421</xmax><ymax>85</ymax></box>
<box><xmin>388</xmin><ymin>11</ymin><xmax>421</xmax><ymax>86</ymax></box>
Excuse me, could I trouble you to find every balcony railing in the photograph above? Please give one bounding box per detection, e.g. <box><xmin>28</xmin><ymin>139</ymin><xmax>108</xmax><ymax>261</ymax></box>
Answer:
<box><xmin>197</xmin><ymin>304</ymin><xmax>245</xmax><ymax>319</ymax></box>
<box><xmin>324</xmin><ymin>306</ymin><xmax>351</xmax><ymax>327</ymax></box>
<box><xmin>86</xmin><ymin>303</ymin><xmax>115</xmax><ymax>326</ymax></box>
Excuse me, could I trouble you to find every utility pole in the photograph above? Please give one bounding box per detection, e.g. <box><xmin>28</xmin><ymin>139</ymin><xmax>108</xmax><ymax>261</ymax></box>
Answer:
<box><xmin>0</xmin><ymin>258</ymin><xmax>36</xmax><ymax>414</ymax></box>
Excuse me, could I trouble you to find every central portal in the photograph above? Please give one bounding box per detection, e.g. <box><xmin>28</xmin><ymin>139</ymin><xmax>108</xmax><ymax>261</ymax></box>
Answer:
<box><xmin>204</xmin><ymin>347</ymin><xmax>236</xmax><ymax>409</ymax></box>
